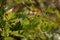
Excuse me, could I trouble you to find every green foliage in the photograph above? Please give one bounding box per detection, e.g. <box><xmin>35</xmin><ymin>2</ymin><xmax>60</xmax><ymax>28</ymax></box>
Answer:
<box><xmin>3</xmin><ymin>37</ymin><xmax>15</xmax><ymax>40</ymax></box>
<box><xmin>0</xmin><ymin>0</ymin><xmax>60</xmax><ymax>40</ymax></box>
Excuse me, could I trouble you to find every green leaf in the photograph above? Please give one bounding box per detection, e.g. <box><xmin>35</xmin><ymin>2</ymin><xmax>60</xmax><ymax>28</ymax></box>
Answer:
<box><xmin>3</xmin><ymin>37</ymin><xmax>15</xmax><ymax>40</ymax></box>
<box><xmin>10</xmin><ymin>31</ymin><xmax>23</xmax><ymax>37</ymax></box>
<box><xmin>7</xmin><ymin>13</ymin><xmax>15</xmax><ymax>20</ymax></box>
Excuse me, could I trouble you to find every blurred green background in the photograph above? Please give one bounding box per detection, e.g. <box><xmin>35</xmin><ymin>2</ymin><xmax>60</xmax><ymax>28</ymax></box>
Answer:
<box><xmin>0</xmin><ymin>0</ymin><xmax>60</xmax><ymax>40</ymax></box>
